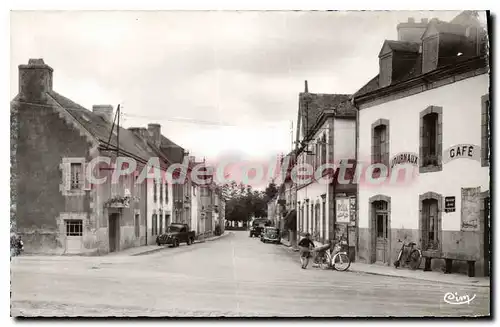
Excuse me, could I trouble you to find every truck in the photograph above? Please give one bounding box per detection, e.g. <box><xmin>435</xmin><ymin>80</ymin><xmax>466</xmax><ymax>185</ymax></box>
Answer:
<box><xmin>156</xmin><ymin>223</ymin><xmax>196</xmax><ymax>247</ymax></box>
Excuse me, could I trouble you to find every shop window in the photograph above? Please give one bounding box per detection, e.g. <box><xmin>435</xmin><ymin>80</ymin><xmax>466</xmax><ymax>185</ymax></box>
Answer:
<box><xmin>419</xmin><ymin>192</ymin><xmax>443</xmax><ymax>251</ymax></box>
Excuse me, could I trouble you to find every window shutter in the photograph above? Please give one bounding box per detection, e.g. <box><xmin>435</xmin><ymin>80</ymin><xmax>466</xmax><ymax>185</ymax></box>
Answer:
<box><xmin>83</xmin><ymin>162</ymin><xmax>91</xmax><ymax>191</ymax></box>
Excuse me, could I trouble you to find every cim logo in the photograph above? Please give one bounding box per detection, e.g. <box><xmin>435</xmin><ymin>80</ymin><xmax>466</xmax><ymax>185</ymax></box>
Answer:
<box><xmin>443</xmin><ymin>292</ymin><xmax>476</xmax><ymax>305</ymax></box>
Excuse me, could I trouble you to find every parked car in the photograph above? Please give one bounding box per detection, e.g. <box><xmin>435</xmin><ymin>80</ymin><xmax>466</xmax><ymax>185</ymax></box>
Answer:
<box><xmin>156</xmin><ymin>223</ymin><xmax>196</xmax><ymax>247</ymax></box>
<box><xmin>261</xmin><ymin>227</ymin><xmax>280</xmax><ymax>244</ymax></box>
<box><xmin>249</xmin><ymin>225</ymin><xmax>264</xmax><ymax>238</ymax></box>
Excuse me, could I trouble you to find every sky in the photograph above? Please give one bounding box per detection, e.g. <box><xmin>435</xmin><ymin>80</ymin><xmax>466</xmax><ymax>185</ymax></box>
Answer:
<box><xmin>10</xmin><ymin>10</ymin><xmax>487</xmax><ymax>183</ymax></box>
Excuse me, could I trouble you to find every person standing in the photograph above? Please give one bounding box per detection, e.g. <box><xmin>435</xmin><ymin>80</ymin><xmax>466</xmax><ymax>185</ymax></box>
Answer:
<box><xmin>298</xmin><ymin>233</ymin><xmax>315</xmax><ymax>269</ymax></box>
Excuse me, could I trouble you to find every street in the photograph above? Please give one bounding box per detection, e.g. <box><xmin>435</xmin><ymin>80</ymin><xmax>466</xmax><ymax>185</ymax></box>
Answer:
<box><xmin>11</xmin><ymin>231</ymin><xmax>490</xmax><ymax>317</ymax></box>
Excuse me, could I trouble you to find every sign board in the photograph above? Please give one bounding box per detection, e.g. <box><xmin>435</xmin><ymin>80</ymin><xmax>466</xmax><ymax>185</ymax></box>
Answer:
<box><xmin>461</xmin><ymin>187</ymin><xmax>480</xmax><ymax>231</ymax></box>
<box><xmin>349</xmin><ymin>197</ymin><xmax>356</xmax><ymax>225</ymax></box>
<box><xmin>443</xmin><ymin>144</ymin><xmax>481</xmax><ymax>164</ymax></box>
<box><xmin>445</xmin><ymin>196</ymin><xmax>456</xmax><ymax>213</ymax></box>
<box><xmin>390</xmin><ymin>152</ymin><xmax>419</xmax><ymax>169</ymax></box>
<box><xmin>336</xmin><ymin>198</ymin><xmax>350</xmax><ymax>223</ymax></box>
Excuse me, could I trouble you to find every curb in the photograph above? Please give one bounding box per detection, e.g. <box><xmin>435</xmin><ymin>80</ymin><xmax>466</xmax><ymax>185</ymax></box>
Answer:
<box><xmin>195</xmin><ymin>231</ymin><xmax>232</xmax><ymax>244</ymax></box>
<box><xmin>347</xmin><ymin>269</ymin><xmax>490</xmax><ymax>288</ymax></box>
<box><xmin>131</xmin><ymin>246</ymin><xmax>170</xmax><ymax>256</ymax></box>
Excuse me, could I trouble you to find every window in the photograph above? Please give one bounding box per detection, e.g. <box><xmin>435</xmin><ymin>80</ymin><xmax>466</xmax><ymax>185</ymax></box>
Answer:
<box><xmin>371</xmin><ymin>119</ymin><xmax>390</xmax><ymax>173</ymax></box>
<box><xmin>165</xmin><ymin>182</ymin><xmax>169</xmax><ymax>202</ymax></box>
<box><xmin>419</xmin><ymin>106</ymin><xmax>442</xmax><ymax>173</ymax></box>
<box><xmin>70</xmin><ymin>163</ymin><xmax>83</xmax><ymax>190</ymax></box>
<box><xmin>159</xmin><ymin>214</ymin><xmax>163</xmax><ymax>234</ymax></box>
<box><xmin>135</xmin><ymin>176</ymin><xmax>140</xmax><ymax>198</ymax></box>
<box><xmin>134</xmin><ymin>214</ymin><xmax>140</xmax><ymax>238</ymax></box>
<box><xmin>152</xmin><ymin>214</ymin><xmax>157</xmax><ymax>236</ymax></box>
<box><xmin>305</xmin><ymin>202</ymin><xmax>309</xmax><ymax>232</ymax></box>
<box><xmin>153</xmin><ymin>180</ymin><xmax>158</xmax><ymax>202</ymax></box>
<box><xmin>322</xmin><ymin>198</ymin><xmax>326</xmax><ymax>241</ymax></box>
<box><xmin>321</xmin><ymin>134</ymin><xmax>327</xmax><ymax>165</ymax></box>
<box><xmin>422</xmin><ymin>35</ymin><xmax>439</xmax><ymax>74</ymax></box>
<box><xmin>482</xmin><ymin>94</ymin><xmax>490</xmax><ymax>167</ymax></box>
<box><xmin>160</xmin><ymin>181</ymin><xmax>163</xmax><ymax>204</ymax></box>
<box><xmin>422</xmin><ymin>113</ymin><xmax>438</xmax><ymax>165</ymax></box>
<box><xmin>65</xmin><ymin>220</ymin><xmax>83</xmax><ymax>236</ymax></box>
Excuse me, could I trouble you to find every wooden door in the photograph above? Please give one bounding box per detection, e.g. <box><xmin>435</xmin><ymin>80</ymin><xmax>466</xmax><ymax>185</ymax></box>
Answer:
<box><xmin>109</xmin><ymin>213</ymin><xmax>119</xmax><ymax>253</ymax></box>
<box><xmin>375</xmin><ymin>212</ymin><xmax>388</xmax><ymax>263</ymax></box>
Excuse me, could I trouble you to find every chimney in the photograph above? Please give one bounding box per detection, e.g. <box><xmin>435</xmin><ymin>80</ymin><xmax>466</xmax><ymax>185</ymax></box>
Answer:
<box><xmin>304</xmin><ymin>80</ymin><xmax>309</xmax><ymax>93</ymax></box>
<box><xmin>93</xmin><ymin>105</ymin><xmax>114</xmax><ymax>123</ymax></box>
<box><xmin>129</xmin><ymin>127</ymin><xmax>150</xmax><ymax>142</ymax></box>
<box><xmin>421</xmin><ymin>18</ymin><xmax>428</xmax><ymax>24</ymax></box>
<box><xmin>18</xmin><ymin>58</ymin><xmax>53</xmax><ymax>103</ymax></box>
<box><xmin>397</xmin><ymin>17</ymin><xmax>429</xmax><ymax>42</ymax></box>
<box><xmin>147</xmin><ymin>123</ymin><xmax>162</xmax><ymax>148</ymax></box>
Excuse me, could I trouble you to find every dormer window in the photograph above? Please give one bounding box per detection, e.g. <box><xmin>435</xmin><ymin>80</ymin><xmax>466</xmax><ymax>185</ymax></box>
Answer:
<box><xmin>379</xmin><ymin>54</ymin><xmax>393</xmax><ymax>88</ymax></box>
<box><xmin>422</xmin><ymin>35</ymin><xmax>439</xmax><ymax>74</ymax></box>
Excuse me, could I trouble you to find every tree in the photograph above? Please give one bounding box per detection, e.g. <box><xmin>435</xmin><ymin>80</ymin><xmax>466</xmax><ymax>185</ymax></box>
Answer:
<box><xmin>264</xmin><ymin>180</ymin><xmax>279</xmax><ymax>202</ymax></box>
<box><xmin>223</xmin><ymin>180</ymin><xmax>268</xmax><ymax>222</ymax></box>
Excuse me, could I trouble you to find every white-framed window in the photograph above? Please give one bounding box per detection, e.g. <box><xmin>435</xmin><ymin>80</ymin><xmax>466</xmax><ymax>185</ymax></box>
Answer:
<box><xmin>70</xmin><ymin>163</ymin><xmax>83</xmax><ymax>190</ymax></box>
<box><xmin>65</xmin><ymin>219</ymin><xmax>83</xmax><ymax>236</ymax></box>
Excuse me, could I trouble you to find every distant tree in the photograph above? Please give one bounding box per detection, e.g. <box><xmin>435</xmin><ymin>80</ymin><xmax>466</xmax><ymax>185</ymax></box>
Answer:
<box><xmin>264</xmin><ymin>180</ymin><xmax>279</xmax><ymax>202</ymax></box>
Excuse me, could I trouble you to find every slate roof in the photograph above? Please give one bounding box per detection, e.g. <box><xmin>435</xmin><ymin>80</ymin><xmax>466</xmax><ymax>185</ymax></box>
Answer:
<box><xmin>353</xmin><ymin>11</ymin><xmax>488</xmax><ymax>100</ymax></box>
<box><xmin>298</xmin><ymin>93</ymin><xmax>355</xmax><ymax>138</ymax></box>
<box><xmin>383</xmin><ymin>40</ymin><xmax>420</xmax><ymax>54</ymax></box>
<box><xmin>46</xmin><ymin>91</ymin><xmax>158</xmax><ymax>163</ymax></box>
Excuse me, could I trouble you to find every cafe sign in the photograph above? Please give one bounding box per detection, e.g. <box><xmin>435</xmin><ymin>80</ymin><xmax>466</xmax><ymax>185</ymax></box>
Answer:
<box><xmin>443</xmin><ymin>144</ymin><xmax>481</xmax><ymax>164</ymax></box>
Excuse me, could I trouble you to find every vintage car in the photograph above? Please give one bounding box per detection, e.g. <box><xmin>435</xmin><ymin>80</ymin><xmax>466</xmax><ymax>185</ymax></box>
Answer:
<box><xmin>260</xmin><ymin>227</ymin><xmax>280</xmax><ymax>244</ymax></box>
<box><xmin>156</xmin><ymin>223</ymin><xmax>196</xmax><ymax>247</ymax></box>
<box><xmin>249</xmin><ymin>225</ymin><xmax>264</xmax><ymax>238</ymax></box>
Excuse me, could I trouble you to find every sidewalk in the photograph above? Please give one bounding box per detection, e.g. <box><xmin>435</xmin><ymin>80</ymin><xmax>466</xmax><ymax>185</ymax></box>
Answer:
<box><xmin>110</xmin><ymin>231</ymin><xmax>232</xmax><ymax>257</ymax></box>
<box><xmin>348</xmin><ymin>262</ymin><xmax>490</xmax><ymax>288</ymax></box>
<box><xmin>280</xmin><ymin>244</ymin><xmax>490</xmax><ymax>288</ymax></box>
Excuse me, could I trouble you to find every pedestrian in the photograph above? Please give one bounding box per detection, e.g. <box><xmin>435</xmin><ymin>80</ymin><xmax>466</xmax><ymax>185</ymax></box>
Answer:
<box><xmin>298</xmin><ymin>233</ymin><xmax>315</xmax><ymax>269</ymax></box>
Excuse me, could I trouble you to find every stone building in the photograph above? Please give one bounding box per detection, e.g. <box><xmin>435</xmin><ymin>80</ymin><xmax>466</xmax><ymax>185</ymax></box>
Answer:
<box><xmin>353</xmin><ymin>11</ymin><xmax>490</xmax><ymax>276</ymax></box>
<box><xmin>10</xmin><ymin>59</ymin><xmax>167</xmax><ymax>255</ymax></box>
<box><xmin>294</xmin><ymin>81</ymin><xmax>357</xmax><ymax>258</ymax></box>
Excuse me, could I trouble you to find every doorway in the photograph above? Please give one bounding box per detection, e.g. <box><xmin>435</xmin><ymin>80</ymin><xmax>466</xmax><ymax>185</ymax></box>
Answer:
<box><xmin>109</xmin><ymin>213</ymin><xmax>120</xmax><ymax>253</ymax></box>
<box><xmin>370</xmin><ymin>198</ymin><xmax>390</xmax><ymax>265</ymax></box>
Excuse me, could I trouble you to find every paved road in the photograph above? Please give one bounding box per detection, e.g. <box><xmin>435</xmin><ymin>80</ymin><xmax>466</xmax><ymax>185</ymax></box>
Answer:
<box><xmin>11</xmin><ymin>231</ymin><xmax>490</xmax><ymax>317</ymax></box>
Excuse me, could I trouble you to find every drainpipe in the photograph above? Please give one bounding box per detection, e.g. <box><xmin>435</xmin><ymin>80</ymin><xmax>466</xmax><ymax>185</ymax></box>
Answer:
<box><xmin>351</xmin><ymin>96</ymin><xmax>360</xmax><ymax>262</ymax></box>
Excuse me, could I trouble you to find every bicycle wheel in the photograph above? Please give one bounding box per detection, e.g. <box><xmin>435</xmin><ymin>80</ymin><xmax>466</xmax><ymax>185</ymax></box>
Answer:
<box><xmin>333</xmin><ymin>252</ymin><xmax>351</xmax><ymax>271</ymax></box>
<box><xmin>408</xmin><ymin>250</ymin><xmax>422</xmax><ymax>270</ymax></box>
<box><xmin>319</xmin><ymin>253</ymin><xmax>331</xmax><ymax>270</ymax></box>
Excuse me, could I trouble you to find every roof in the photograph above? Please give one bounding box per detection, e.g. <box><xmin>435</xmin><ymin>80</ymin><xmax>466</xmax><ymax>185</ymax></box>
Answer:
<box><xmin>47</xmin><ymin>91</ymin><xmax>157</xmax><ymax>164</ymax></box>
<box><xmin>298</xmin><ymin>93</ymin><xmax>355</xmax><ymax>138</ymax></box>
<box><xmin>380</xmin><ymin>40</ymin><xmax>420</xmax><ymax>56</ymax></box>
<box><xmin>353</xmin><ymin>11</ymin><xmax>488</xmax><ymax>100</ymax></box>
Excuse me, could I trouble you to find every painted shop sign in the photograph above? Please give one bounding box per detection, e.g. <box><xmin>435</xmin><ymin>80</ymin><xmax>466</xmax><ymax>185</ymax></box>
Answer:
<box><xmin>445</xmin><ymin>196</ymin><xmax>456</xmax><ymax>213</ymax></box>
<box><xmin>336</xmin><ymin>198</ymin><xmax>350</xmax><ymax>223</ymax></box>
<box><xmin>390</xmin><ymin>152</ymin><xmax>419</xmax><ymax>168</ymax></box>
<box><xmin>442</xmin><ymin>144</ymin><xmax>481</xmax><ymax>164</ymax></box>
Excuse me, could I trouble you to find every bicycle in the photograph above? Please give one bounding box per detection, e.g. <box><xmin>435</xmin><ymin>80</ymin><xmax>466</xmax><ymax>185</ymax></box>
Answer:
<box><xmin>313</xmin><ymin>241</ymin><xmax>351</xmax><ymax>271</ymax></box>
<box><xmin>393</xmin><ymin>240</ymin><xmax>422</xmax><ymax>270</ymax></box>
